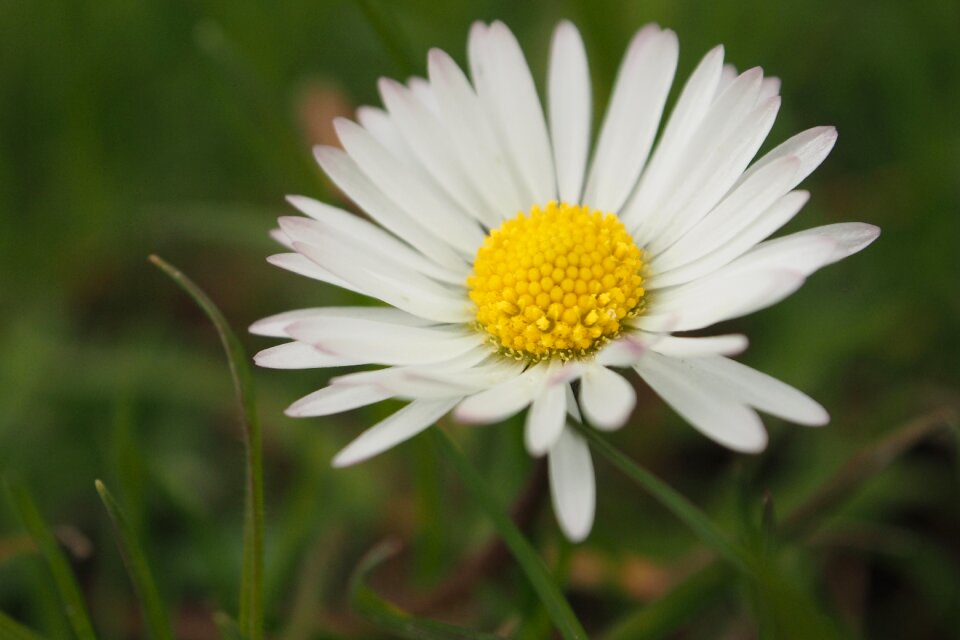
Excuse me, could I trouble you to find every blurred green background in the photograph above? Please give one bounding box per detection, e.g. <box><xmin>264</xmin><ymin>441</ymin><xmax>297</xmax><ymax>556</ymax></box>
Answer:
<box><xmin>1</xmin><ymin>0</ymin><xmax>958</xmax><ymax>638</ymax></box>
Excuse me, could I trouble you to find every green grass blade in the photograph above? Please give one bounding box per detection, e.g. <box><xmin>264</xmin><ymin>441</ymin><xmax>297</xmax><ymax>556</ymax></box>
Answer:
<box><xmin>413</xmin><ymin>437</ymin><xmax>444</xmax><ymax>584</ymax></box>
<box><xmin>350</xmin><ymin>539</ymin><xmax>504</xmax><ymax>640</ymax></box>
<box><xmin>430</xmin><ymin>430</ymin><xmax>588</xmax><ymax>640</ymax></box>
<box><xmin>574</xmin><ymin>424</ymin><xmax>753</xmax><ymax>574</ymax></box>
<box><xmin>149</xmin><ymin>255</ymin><xmax>264</xmax><ymax>640</ymax></box>
<box><xmin>782</xmin><ymin>407</ymin><xmax>956</xmax><ymax>540</ymax></box>
<box><xmin>94</xmin><ymin>480</ymin><xmax>173</xmax><ymax>640</ymax></box>
<box><xmin>601</xmin><ymin>409</ymin><xmax>956</xmax><ymax>639</ymax></box>
<box><xmin>0</xmin><ymin>610</ymin><xmax>45</xmax><ymax>640</ymax></box>
<box><xmin>4</xmin><ymin>474</ymin><xmax>97</xmax><ymax>640</ymax></box>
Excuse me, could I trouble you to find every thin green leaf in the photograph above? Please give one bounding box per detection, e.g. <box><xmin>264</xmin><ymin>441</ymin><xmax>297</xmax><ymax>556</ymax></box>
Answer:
<box><xmin>4</xmin><ymin>474</ymin><xmax>97</xmax><ymax>640</ymax></box>
<box><xmin>758</xmin><ymin>489</ymin><xmax>779</xmax><ymax>563</ymax></box>
<box><xmin>573</xmin><ymin>424</ymin><xmax>753</xmax><ymax>573</ymax></box>
<box><xmin>749</xmin><ymin>567</ymin><xmax>847</xmax><ymax>640</ymax></box>
<box><xmin>25</xmin><ymin>566</ymin><xmax>72</xmax><ymax>640</ymax></box>
<box><xmin>0</xmin><ymin>610</ymin><xmax>45</xmax><ymax>640</ymax></box>
<box><xmin>282</xmin><ymin>530</ymin><xmax>343</xmax><ymax>640</ymax></box>
<box><xmin>761</xmin><ymin>491</ymin><xmax>776</xmax><ymax>538</ymax></box>
<box><xmin>413</xmin><ymin>437</ymin><xmax>444</xmax><ymax>584</ymax></box>
<box><xmin>602</xmin><ymin>408</ymin><xmax>957</xmax><ymax>639</ymax></box>
<box><xmin>430</xmin><ymin>430</ymin><xmax>588</xmax><ymax>640</ymax></box>
<box><xmin>782</xmin><ymin>407</ymin><xmax>957</xmax><ymax>540</ymax></box>
<box><xmin>350</xmin><ymin>539</ymin><xmax>503</xmax><ymax>640</ymax></box>
<box><xmin>514</xmin><ymin>536</ymin><xmax>574</xmax><ymax>640</ymax></box>
<box><xmin>149</xmin><ymin>255</ymin><xmax>264</xmax><ymax>640</ymax></box>
<box><xmin>351</xmin><ymin>0</ymin><xmax>417</xmax><ymax>76</ymax></box>
<box><xmin>108</xmin><ymin>397</ymin><xmax>147</xmax><ymax>541</ymax></box>
<box><xmin>94</xmin><ymin>479</ymin><xmax>174</xmax><ymax>640</ymax></box>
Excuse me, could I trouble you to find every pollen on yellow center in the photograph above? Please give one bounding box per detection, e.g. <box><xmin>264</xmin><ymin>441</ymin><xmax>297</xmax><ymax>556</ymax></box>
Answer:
<box><xmin>467</xmin><ymin>201</ymin><xmax>646</xmax><ymax>361</ymax></box>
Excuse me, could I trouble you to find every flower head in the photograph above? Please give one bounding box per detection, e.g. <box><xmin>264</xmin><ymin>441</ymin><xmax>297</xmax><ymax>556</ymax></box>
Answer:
<box><xmin>253</xmin><ymin>21</ymin><xmax>879</xmax><ymax>541</ymax></box>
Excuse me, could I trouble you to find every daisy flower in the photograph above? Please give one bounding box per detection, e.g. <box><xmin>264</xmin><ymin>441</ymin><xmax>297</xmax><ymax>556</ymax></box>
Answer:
<box><xmin>252</xmin><ymin>21</ymin><xmax>879</xmax><ymax>541</ymax></box>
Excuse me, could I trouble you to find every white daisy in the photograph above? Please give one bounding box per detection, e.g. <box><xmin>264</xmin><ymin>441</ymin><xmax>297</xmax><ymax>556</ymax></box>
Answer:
<box><xmin>252</xmin><ymin>21</ymin><xmax>879</xmax><ymax>542</ymax></box>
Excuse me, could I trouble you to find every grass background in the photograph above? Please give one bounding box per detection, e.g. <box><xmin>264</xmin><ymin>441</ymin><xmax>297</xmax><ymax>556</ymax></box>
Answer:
<box><xmin>1</xmin><ymin>0</ymin><xmax>958</xmax><ymax>637</ymax></box>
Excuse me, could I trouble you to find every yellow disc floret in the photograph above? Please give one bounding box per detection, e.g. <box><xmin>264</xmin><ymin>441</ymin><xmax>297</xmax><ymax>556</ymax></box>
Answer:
<box><xmin>467</xmin><ymin>201</ymin><xmax>646</xmax><ymax>361</ymax></box>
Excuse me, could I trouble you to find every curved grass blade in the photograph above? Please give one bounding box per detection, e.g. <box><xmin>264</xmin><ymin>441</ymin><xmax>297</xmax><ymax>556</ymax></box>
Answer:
<box><xmin>601</xmin><ymin>407</ymin><xmax>957</xmax><ymax>639</ymax></box>
<box><xmin>94</xmin><ymin>480</ymin><xmax>173</xmax><ymax>640</ymax></box>
<box><xmin>149</xmin><ymin>255</ymin><xmax>264</xmax><ymax>639</ymax></box>
<box><xmin>351</xmin><ymin>540</ymin><xmax>503</xmax><ymax>640</ymax></box>
<box><xmin>573</xmin><ymin>424</ymin><xmax>752</xmax><ymax>574</ymax></box>
<box><xmin>782</xmin><ymin>407</ymin><xmax>957</xmax><ymax>540</ymax></box>
<box><xmin>430</xmin><ymin>430</ymin><xmax>588</xmax><ymax>640</ymax></box>
<box><xmin>0</xmin><ymin>611</ymin><xmax>45</xmax><ymax>640</ymax></box>
<box><xmin>4</xmin><ymin>474</ymin><xmax>97</xmax><ymax>640</ymax></box>
<box><xmin>580</xmin><ymin>429</ymin><xmax>844</xmax><ymax>637</ymax></box>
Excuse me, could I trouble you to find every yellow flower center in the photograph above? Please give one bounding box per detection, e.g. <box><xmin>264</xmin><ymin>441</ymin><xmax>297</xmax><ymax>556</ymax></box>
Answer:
<box><xmin>467</xmin><ymin>201</ymin><xmax>646</xmax><ymax>362</ymax></box>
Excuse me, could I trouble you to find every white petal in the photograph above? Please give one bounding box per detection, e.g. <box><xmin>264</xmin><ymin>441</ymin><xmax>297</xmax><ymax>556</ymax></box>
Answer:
<box><xmin>646</xmin><ymin>92</ymin><xmax>781</xmax><ymax>252</ymax></box>
<box><xmin>293</xmin><ymin>240</ymin><xmax>471</xmax><ymax>324</ymax></box>
<box><xmin>334</xmin><ymin>118</ymin><xmax>484</xmax><ymax>254</ymax></box>
<box><xmin>253</xmin><ymin>342</ymin><xmax>360</xmax><ymax>369</ymax></box>
<box><xmin>467</xmin><ymin>22</ymin><xmax>532</xmax><ymax>206</ymax></box>
<box><xmin>686</xmin><ymin>356</ymin><xmax>828</xmax><ymax>426</ymax></box>
<box><xmin>547</xmin><ymin>362</ymin><xmax>585</xmax><ymax>387</ymax></box>
<box><xmin>280</xmin><ymin>217</ymin><xmax>464</xmax><ymax>295</ymax></box>
<box><xmin>644</xmin><ymin>222</ymin><xmax>878</xmax><ymax>331</ymax></box>
<box><xmin>266</xmin><ymin>252</ymin><xmax>358</xmax><ymax>293</ymax></box>
<box><xmin>726</xmin><ymin>223</ymin><xmax>880</xmax><ymax>278</ymax></box>
<box><xmin>407</xmin><ymin>76</ymin><xmax>440</xmax><ymax>114</ymax></box>
<box><xmin>548</xmin><ymin>427</ymin><xmax>595</xmax><ymax>542</ymax></box>
<box><xmin>427</xmin><ymin>48</ymin><xmax>525</xmax><ymax>216</ymax></box>
<box><xmin>583</xmin><ymin>26</ymin><xmax>678</xmax><ymax>213</ymax></box>
<box><xmin>595</xmin><ymin>334</ymin><xmax>649</xmax><ymax>367</ymax></box>
<box><xmin>650</xmin><ymin>334</ymin><xmax>749</xmax><ymax>357</ymax></box>
<box><xmin>286</xmin><ymin>196</ymin><xmax>466</xmax><ymax>284</ymax></box>
<box><xmin>579</xmin><ymin>364</ymin><xmax>636</xmax><ymax>430</ymax></box>
<box><xmin>639</xmin><ymin>268</ymin><xmax>805</xmax><ymax>332</ymax></box>
<box><xmin>716</xmin><ymin>63</ymin><xmax>738</xmax><ymax>97</ymax></box>
<box><xmin>454</xmin><ymin>364</ymin><xmax>548</xmax><ymax>424</ymax></box>
<box><xmin>355</xmin><ymin>106</ymin><xmax>420</xmax><ymax>168</ymax></box>
<box><xmin>650</xmin><ymin>155</ymin><xmax>800</xmax><ymax>273</ymax></box>
<box><xmin>619</xmin><ymin>45</ymin><xmax>725</xmax><ymax>232</ymax></box>
<box><xmin>286</xmin><ymin>317</ymin><xmax>482</xmax><ymax>366</ymax></box>
<box><xmin>738</xmin><ymin>126</ymin><xmax>837</xmax><ymax>189</ymax></box>
<box><xmin>649</xmin><ymin>190</ymin><xmax>810</xmax><ymax>288</ymax></box>
<box><xmin>632</xmin><ymin>66</ymin><xmax>767</xmax><ymax>240</ymax></box>
<box><xmin>373</xmin><ymin>360</ymin><xmax>525</xmax><ymax>400</ymax></box>
<box><xmin>634</xmin><ymin>353</ymin><xmax>768</xmax><ymax>452</ymax></box>
<box><xmin>250</xmin><ymin>306</ymin><xmax>436</xmax><ymax>338</ymax></box>
<box><xmin>548</xmin><ymin>21</ymin><xmax>591</xmax><ymax>205</ymax></box>
<box><xmin>286</xmin><ymin>384</ymin><xmax>392</xmax><ymax>417</ymax></box>
<box><xmin>314</xmin><ymin>145</ymin><xmax>469</xmax><ymax>269</ymax></box>
<box><xmin>759</xmin><ymin>76</ymin><xmax>781</xmax><ymax>101</ymax></box>
<box><xmin>331</xmin><ymin>347</ymin><xmax>492</xmax><ymax>387</ymax></box>
<box><xmin>469</xmin><ymin>21</ymin><xmax>556</xmax><ymax>204</ymax></box>
<box><xmin>269</xmin><ymin>228</ymin><xmax>293</xmax><ymax>249</ymax></box>
<box><xmin>377</xmin><ymin>79</ymin><xmax>497</xmax><ymax>228</ymax></box>
<box><xmin>332</xmin><ymin>398</ymin><xmax>459</xmax><ymax>467</ymax></box>
<box><xmin>525</xmin><ymin>364</ymin><xmax>568</xmax><ymax>456</ymax></box>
